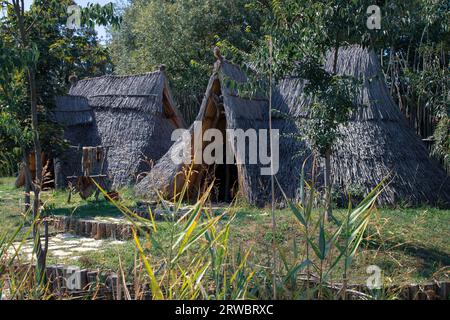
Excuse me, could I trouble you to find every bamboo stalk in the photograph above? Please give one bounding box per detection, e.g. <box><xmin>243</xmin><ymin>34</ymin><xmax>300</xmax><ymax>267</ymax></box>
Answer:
<box><xmin>267</xmin><ymin>36</ymin><xmax>277</xmax><ymax>299</ymax></box>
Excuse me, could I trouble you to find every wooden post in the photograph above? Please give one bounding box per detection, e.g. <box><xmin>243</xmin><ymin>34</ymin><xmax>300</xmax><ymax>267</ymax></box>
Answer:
<box><xmin>105</xmin><ymin>223</ymin><xmax>112</xmax><ymax>239</ymax></box>
<box><xmin>64</xmin><ymin>217</ymin><xmax>70</xmax><ymax>232</ymax></box>
<box><xmin>110</xmin><ymin>224</ymin><xmax>117</xmax><ymax>240</ymax></box>
<box><xmin>53</xmin><ymin>157</ymin><xmax>65</xmax><ymax>190</ymax></box>
<box><xmin>85</xmin><ymin>221</ymin><xmax>92</xmax><ymax>236</ymax></box>
<box><xmin>96</xmin><ymin>223</ymin><xmax>106</xmax><ymax>240</ymax></box>
<box><xmin>79</xmin><ymin>269</ymin><xmax>88</xmax><ymax>290</ymax></box>
<box><xmin>91</xmin><ymin>223</ymin><xmax>97</xmax><ymax>238</ymax></box>
<box><xmin>79</xmin><ymin>220</ymin><xmax>86</xmax><ymax>236</ymax></box>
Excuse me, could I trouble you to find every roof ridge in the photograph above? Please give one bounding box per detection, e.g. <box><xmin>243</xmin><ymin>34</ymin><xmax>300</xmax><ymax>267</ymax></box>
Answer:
<box><xmin>76</xmin><ymin>70</ymin><xmax>163</xmax><ymax>83</ymax></box>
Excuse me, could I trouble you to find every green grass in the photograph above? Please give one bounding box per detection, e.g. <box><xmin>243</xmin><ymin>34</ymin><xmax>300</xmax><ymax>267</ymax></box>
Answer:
<box><xmin>231</xmin><ymin>206</ymin><xmax>450</xmax><ymax>285</ymax></box>
<box><xmin>1</xmin><ymin>177</ymin><xmax>449</xmax><ymax>285</ymax></box>
<box><xmin>0</xmin><ymin>176</ymin><xmax>136</xmax><ymax>236</ymax></box>
<box><xmin>0</xmin><ymin>177</ymin><xmax>28</xmax><ymax>236</ymax></box>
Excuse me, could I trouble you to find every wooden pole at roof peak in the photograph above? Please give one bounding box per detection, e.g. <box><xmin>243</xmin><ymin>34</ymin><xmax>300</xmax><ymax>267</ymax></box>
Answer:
<box><xmin>69</xmin><ymin>73</ymin><xmax>78</xmax><ymax>86</ymax></box>
<box><xmin>213</xmin><ymin>46</ymin><xmax>222</xmax><ymax>61</ymax></box>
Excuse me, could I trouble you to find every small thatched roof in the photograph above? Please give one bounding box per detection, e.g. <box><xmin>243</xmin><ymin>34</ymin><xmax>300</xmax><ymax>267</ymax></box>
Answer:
<box><xmin>53</xmin><ymin>95</ymin><xmax>94</xmax><ymax>126</ymax></box>
<box><xmin>69</xmin><ymin>70</ymin><xmax>184</xmax><ymax>125</ymax></box>
<box><xmin>136</xmin><ymin>46</ymin><xmax>450</xmax><ymax>207</ymax></box>
<box><xmin>53</xmin><ymin>95</ymin><xmax>100</xmax><ymax>187</ymax></box>
<box><xmin>54</xmin><ymin>68</ymin><xmax>185</xmax><ymax>188</ymax></box>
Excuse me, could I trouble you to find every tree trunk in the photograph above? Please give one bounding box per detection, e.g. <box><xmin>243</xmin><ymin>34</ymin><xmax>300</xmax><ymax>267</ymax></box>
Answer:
<box><xmin>333</xmin><ymin>44</ymin><xmax>339</xmax><ymax>74</ymax></box>
<box><xmin>28</xmin><ymin>68</ymin><xmax>48</xmax><ymax>286</ymax></box>
<box><xmin>22</xmin><ymin>151</ymin><xmax>31</xmax><ymax>213</ymax></box>
<box><xmin>324</xmin><ymin>148</ymin><xmax>333</xmax><ymax>221</ymax></box>
<box><xmin>325</xmin><ymin>42</ymin><xmax>339</xmax><ymax>223</ymax></box>
<box><xmin>13</xmin><ymin>0</ymin><xmax>48</xmax><ymax>286</ymax></box>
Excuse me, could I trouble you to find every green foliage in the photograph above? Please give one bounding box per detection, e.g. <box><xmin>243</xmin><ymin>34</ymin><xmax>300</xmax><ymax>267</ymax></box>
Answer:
<box><xmin>331</xmin><ymin>183</ymin><xmax>366</xmax><ymax>207</ymax></box>
<box><xmin>0</xmin><ymin>176</ymin><xmax>449</xmax><ymax>299</ymax></box>
<box><xmin>239</xmin><ymin>0</ymin><xmax>376</xmax><ymax>79</ymax></box>
<box><xmin>0</xmin><ymin>110</ymin><xmax>31</xmax><ymax>175</ymax></box>
<box><xmin>297</xmin><ymin>58</ymin><xmax>359</xmax><ymax>155</ymax></box>
<box><xmin>110</xmin><ymin>0</ymin><xmax>262</xmax><ymax>123</ymax></box>
<box><xmin>0</xmin><ymin>0</ymin><xmax>120</xmax><ymax>173</ymax></box>
<box><xmin>277</xmin><ymin>164</ymin><xmax>385</xmax><ymax>299</ymax></box>
<box><xmin>94</xmin><ymin>174</ymin><xmax>254</xmax><ymax>300</ymax></box>
<box><xmin>432</xmin><ymin>116</ymin><xmax>449</xmax><ymax>170</ymax></box>
<box><xmin>375</xmin><ymin>0</ymin><xmax>449</xmax><ymax>168</ymax></box>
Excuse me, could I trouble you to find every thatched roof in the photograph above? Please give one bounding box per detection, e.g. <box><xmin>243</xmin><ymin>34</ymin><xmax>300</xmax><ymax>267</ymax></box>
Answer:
<box><xmin>54</xmin><ymin>69</ymin><xmax>185</xmax><ymax>188</ymax></box>
<box><xmin>135</xmin><ymin>57</ymin><xmax>294</xmax><ymax>205</ymax></box>
<box><xmin>69</xmin><ymin>70</ymin><xmax>184</xmax><ymax>125</ymax></box>
<box><xmin>136</xmin><ymin>46</ymin><xmax>450</xmax><ymax>207</ymax></box>
<box><xmin>274</xmin><ymin>45</ymin><xmax>450</xmax><ymax>206</ymax></box>
<box><xmin>53</xmin><ymin>95</ymin><xmax>100</xmax><ymax>186</ymax></box>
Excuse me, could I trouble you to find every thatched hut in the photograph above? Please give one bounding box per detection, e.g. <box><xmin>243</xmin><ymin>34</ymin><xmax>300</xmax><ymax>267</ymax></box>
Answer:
<box><xmin>15</xmin><ymin>95</ymin><xmax>93</xmax><ymax>190</ymax></box>
<box><xmin>136</xmin><ymin>47</ymin><xmax>450</xmax><ymax>207</ymax></box>
<box><xmin>54</xmin><ymin>67</ymin><xmax>185</xmax><ymax>188</ymax></box>
<box><xmin>274</xmin><ymin>45</ymin><xmax>450</xmax><ymax>206</ymax></box>
<box><xmin>135</xmin><ymin>54</ymin><xmax>299</xmax><ymax>205</ymax></box>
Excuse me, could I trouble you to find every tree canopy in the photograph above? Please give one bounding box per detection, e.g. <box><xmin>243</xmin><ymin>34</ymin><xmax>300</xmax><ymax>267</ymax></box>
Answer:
<box><xmin>0</xmin><ymin>0</ymin><xmax>119</xmax><ymax>173</ymax></box>
<box><xmin>109</xmin><ymin>0</ymin><xmax>263</xmax><ymax>123</ymax></box>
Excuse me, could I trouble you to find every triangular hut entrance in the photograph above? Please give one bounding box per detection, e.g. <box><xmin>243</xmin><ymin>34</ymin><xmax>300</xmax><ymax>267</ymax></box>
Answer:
<box><xmin>191</xmin><ymin>77</ymin><xmax>240</xmax><ymax>202</ymax></box>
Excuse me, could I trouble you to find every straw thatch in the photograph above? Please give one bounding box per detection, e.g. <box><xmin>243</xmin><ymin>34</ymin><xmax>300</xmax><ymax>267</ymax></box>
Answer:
<box><xmin>53</xmin><ymin>95</ymin><xmax>95</xmax><ymax>126</ymax></box>
<box><xmin>136</xmin><ymin>46</ymin><xmax>449</xmax><ymax>207</ymax></box>
<box><xmin>54</xmin><ymin>68</ymin><xmax>185</xmax><ymax>188</ymax></box>
<box><xmin>53</xmin><ymin>95</ymin><xmax>99</xmax><ymax>188</ymax></box>
<box><xmin>135</xmin><ymin>56</ymin><xmax>299</xmax><ymax>205</ymax></box>
<box><xmin>274</xmin><ymin>45</ymin><xmax>450</xmax><ymax>206</ymax></box>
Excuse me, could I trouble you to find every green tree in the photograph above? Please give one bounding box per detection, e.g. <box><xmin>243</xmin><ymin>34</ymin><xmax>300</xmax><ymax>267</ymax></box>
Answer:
<box><xmin>374</xmin><ymin>0</ymin><xmax>449</xmax><ymax>171</ymax></box>
<box><xmin>238</xmin><ymin>0</ymin><xmax>375</xmax><ymax>220</ymax></box>
<box><xmin>109</xmin><ymin>0</ymin><xmax>262</xmax><ymax>123</ymax></box>
<box><xmin>0</xmin><ymin>0</ymin><xmax>120</xmax><ymax>287</ymax></box>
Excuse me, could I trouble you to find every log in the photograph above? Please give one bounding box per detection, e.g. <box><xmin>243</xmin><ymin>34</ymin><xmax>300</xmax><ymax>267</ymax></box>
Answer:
<box><xmin>79</xmin><ymin>269</ymin><xmax>88</xmax><ymax>290</ymax></box>
<box><xmin>91</xmin><ymin>223</ymin><xmax>97</xmax><ymax>238</ymax></box>
<box><xmin>64</xmin><ymin>217</ymin><xmax>71</xmax><ymax>232</ymax></box>
<box><xmin>69</xmin><ymin>218</ymin><xmax>76</xmax><ymax>232</ymax></box>
<box><xmin>74</xmin><ymin>219</ymin><xmax>81</xmax><ymax>235</ymax></box>
<box><xmin>55</xmin><ymin>265</ymin><xmax>65</xmax><ymax>290</ymax></box>
<box><xmin>105</xmin><ymin>224</ymin><xmax>112</xmax><ymax>239</ymax></box>
<box><xmin>85</xmin><ymin>221</ymin><xmax>92</xmax><ymax>235</ymax></box>
<box><xmin>109</xmin><ymin>224</ymin><xmax>117</xmax><ymax>239</ymax></box>
<box><xmin>96</xmin><ymin>223</ymin><xmax>107</xmax><ymax>240</ymax></box>
<box><xmin>79</xmin><ymin>220</ymin><xmax>86</xmax><ymax>236</ymax></box>
<box><xmin>438</xmin><ymin>281</ymin><xmax>449</xmax><ymax>300</ymax></box>
<box><xmin>57</xmin><ymin>217</ymin><xmax>64</xmax><ymax>230</ymax></box>
<box><xmin>423</xmin><ymin>283</ymin><xmax>438</xmax><ymax>300</ymax></box>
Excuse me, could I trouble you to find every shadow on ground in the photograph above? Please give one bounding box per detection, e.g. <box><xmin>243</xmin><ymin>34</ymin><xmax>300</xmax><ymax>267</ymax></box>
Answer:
<box><xmin>45</xmin><ymin>200</ymin><xmax>124</xmax><ymax>219</ymax></box>
<box><xmin>365</xmin><ymin>237</ymin><xmax>450</xmax><ymax>279</ymax></box>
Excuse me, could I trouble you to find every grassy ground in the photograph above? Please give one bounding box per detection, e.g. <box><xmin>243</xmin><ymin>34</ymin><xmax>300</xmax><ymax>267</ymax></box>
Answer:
<box><xmin>1</xmin><ymin>176</ymin><xmax>449</xmax><ymax>285</ymax></box>
<box><xmin>231</xmin><ymin>206</ymin><xmax>449</xmax><ymax>285</ymax></box>
<box><xmin>0</xmin><ymin>176</ymin><xmax>135</xmax><ymax>236</ymax></box>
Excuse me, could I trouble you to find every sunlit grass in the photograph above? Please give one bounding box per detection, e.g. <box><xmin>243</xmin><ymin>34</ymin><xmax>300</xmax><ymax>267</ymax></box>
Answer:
<box><xmin>0</xmin><ymin>176</ymin><xmax>449</xmax><ymax>299</ymax></box>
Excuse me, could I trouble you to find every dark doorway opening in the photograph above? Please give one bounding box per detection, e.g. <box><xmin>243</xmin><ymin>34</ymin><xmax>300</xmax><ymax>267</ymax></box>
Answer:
<box><xmin>209</xmin><ymin>143</ymin><xmax>239</xmax><ymax>203</ymax></box>
<box><xmin>196</xmin><ymin>79</ymin><xmax>239</xmax><ymax>203</ymax></box>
